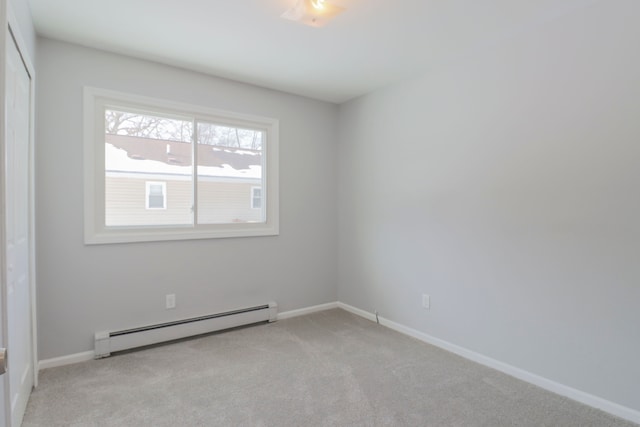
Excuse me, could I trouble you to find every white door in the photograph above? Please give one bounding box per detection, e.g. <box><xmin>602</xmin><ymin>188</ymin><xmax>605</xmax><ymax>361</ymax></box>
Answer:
<box><xmin>3</xmin><ymin>27</ymin><xmax>33</xmax><ymax>427</ymax></box>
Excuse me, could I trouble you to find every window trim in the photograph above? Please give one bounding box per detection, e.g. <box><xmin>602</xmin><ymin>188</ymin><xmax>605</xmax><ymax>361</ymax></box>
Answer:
<box><xmin>84</xmin><ymin>87</ymin><xmax>279</xmax><ymax>244</ymax></box>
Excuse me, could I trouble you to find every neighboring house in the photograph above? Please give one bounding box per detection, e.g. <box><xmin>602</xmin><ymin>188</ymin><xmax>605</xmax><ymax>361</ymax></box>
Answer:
<box><xmin>105</xmin><ymin>133</ymin><xmax>263</xmax><ymax>226</ymax></box>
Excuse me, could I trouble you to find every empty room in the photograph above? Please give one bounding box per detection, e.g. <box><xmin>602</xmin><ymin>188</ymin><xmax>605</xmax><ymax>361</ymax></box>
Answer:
<box><xmin>0</xmin><ymin>0</ymin><xmax>638</xmax><ymax>425</ymax></box>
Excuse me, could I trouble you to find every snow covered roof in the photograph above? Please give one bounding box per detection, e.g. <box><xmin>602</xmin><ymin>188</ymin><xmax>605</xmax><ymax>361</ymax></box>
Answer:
<box><xmin>105</xmin><ymin>134</ymin><xmax>261</xmax><ymax>179</ymax></box>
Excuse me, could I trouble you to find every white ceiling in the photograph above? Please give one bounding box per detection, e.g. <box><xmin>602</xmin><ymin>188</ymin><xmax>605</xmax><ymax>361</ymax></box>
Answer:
<box><xmin>27</xmin><ymin>0</ymin><xmax>590</xmax><ymax>103</ymax></box>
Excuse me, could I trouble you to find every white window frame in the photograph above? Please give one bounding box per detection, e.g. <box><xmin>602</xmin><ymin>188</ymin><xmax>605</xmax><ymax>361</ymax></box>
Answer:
<box><xmin>145</xmin><ymin>181</ymin><xmax>167</xmax><ymax>210</ymax></box>
<box><xmin>251</xmin><ymin>186</ymin><xmax>262</xmax><ymax>209</ymax></box>
<box><xmin>84</xmin><ymin>87</ymin><xmax>279</xmax><ymax>244</ymax></box>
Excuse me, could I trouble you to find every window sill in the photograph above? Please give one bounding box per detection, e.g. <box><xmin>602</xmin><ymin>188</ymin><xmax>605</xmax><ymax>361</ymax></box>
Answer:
<box><xmin>84</xmin><ymin>223</ymin><xmax>279</xmax><ymax>245</ymax></box>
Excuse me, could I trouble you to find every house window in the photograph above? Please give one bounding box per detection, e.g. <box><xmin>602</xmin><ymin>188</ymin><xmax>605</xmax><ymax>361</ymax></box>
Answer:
<box><xmin>251</xmin><ymin>187</ymin><xmax>262</xmax><ymax>209</ymax></box>
<box><xmin>84</xmin><ymin>87</ymin><xmax>279</xmax><ymax>244</ymax></box>
<box><xmin>146</xmin><ymin>182</ymin><xmax>166</xmax><ymax>209</ymax></box>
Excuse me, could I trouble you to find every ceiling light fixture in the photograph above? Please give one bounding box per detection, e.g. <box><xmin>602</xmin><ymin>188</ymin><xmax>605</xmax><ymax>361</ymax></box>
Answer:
<box><xmin>310</xmin><ymin>0</ymin><xmax>325</xmax><ymax>10</ymax></box>
<box><xmin>281</xmin><ymin>0</ymin><xmax>345</xmax><ymax>28</ymax></box>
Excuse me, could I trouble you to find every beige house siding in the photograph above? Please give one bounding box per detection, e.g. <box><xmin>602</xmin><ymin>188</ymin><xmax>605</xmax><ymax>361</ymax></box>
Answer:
<box><xmin>106</xmin><ymin>177</ymin><xmax>261</xmax><ymax>226</ymax></box>
<box><xmin>198</xmin><ymin>181</ymin><xmax>261</xmax><ymax>224</ymax></box>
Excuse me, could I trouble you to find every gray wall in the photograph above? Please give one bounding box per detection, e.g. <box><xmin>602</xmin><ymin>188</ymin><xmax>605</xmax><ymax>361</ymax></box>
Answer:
<box><xmin>338</xmin><ymin>0</ymin><xmax>640</xmax><ymax>413</ymax></box>
<box><xmin>35</xmin><ymin>38</ymin><xmax>339</xmax><ymax>359</ymax></box>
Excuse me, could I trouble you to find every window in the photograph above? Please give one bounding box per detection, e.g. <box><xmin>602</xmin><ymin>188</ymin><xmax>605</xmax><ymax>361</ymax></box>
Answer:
<box><xmin>146</xmin><ymin>182</ymin><xmax>166</xmax><ymax>209</ymax></box>
<box><xmin>84</xmin><ymin>87</ymin><xmax>279</xmax><ymax>244</ymax></box>
<box><xmin>251</xmin><ymin>187</ymin><xmax>262</xmax><ymax>209</ymax></box>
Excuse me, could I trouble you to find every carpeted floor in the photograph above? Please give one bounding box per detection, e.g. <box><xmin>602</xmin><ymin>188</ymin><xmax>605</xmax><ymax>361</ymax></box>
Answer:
<box><xmin>23</xmin><ymin>309</ymin><xmax>637</xmax><ymax>426</ymax></box>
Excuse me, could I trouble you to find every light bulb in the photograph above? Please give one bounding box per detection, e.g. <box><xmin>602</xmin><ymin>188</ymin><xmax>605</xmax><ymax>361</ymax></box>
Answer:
<box><xmin>310</xmin><ymin>0</ymin><xmax>325</xmax><ymax>10</ymax></box>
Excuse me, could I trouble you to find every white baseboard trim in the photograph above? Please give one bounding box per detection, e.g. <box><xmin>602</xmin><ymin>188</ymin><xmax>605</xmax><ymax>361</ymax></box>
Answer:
<box><xmin>337</xmin><ymin>302</ymin><xmax>640</xmax><ymax>425</ymax></box>
<box><xmin>277</xmin><ymin>301</ymin><xmax>339</xmax><ymax>320</ymax></box>
<box><xmin>38</xmin><ymin>350</ymin><xmax>95</xmax><ymax>371</ymax></box>
<box><xmin>337</xmin><ymin>301</ymin><xmax>377</xmax><ymax>322</ymax></box>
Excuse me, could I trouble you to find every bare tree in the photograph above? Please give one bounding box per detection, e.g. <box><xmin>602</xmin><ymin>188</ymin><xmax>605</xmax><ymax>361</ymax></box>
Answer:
<box><xmin>105</xmin><ymin>109</ymin><xmax>262</xmax><ymax>150</ymax></box>
<box><xmin>105</xmin><ymin>109</ymin><xmax>192</xmax><ymax>142</ymax></box>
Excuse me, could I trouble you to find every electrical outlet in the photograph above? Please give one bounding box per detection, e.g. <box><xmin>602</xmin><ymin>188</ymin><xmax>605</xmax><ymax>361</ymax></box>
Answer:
<box><xmin>422</xmin><ymin>294</ymin><xmax>430</xmax><ymax>310</ymax></box>
<box><xmin>165</xmin><ymin>294</ymin><xmax>176</xmax><ymax>309</ymax></box>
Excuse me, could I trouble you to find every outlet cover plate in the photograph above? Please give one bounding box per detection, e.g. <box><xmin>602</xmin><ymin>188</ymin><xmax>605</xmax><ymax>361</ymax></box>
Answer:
<box><xmin>166</xmin><ymin>294</ymin><xmax>176</xmax><ymax>309</ymax></box>
<box><xmin>422</xmin><ymin>294</ymin><xmax>430</xmax><ymax>310</ymax></box>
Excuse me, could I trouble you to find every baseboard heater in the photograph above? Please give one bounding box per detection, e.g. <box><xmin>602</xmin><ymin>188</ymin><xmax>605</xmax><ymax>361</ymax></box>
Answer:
<box><xmin>94</xmin><ymin>302</ymin><xmax>277</xmax><ymax>358</ymax></box>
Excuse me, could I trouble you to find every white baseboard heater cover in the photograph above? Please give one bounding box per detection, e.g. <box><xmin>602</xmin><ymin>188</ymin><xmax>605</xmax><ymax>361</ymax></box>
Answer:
<box><xmin>94</xmin><ymin>302</ymin><xmax>277</xmax><ymax>358</ymax></box>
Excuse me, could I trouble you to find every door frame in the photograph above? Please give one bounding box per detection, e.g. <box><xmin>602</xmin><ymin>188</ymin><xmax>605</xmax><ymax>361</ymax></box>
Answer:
<box><xmin>0</xmin><ymin>1</ymin><xmax>38</xmax><ymax>425</ymax></box>
<box><xmin>7</xmin><ymin>2</ymin><xmax>38</xmax><ymax>388</ymax></box>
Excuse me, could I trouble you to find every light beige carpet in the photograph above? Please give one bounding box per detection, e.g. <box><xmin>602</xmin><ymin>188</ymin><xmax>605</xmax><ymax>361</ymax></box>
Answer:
<box><xmin>23</xmin><ymin>309</ymin><xmax>637</xmax><ymax>426</ymax></box>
